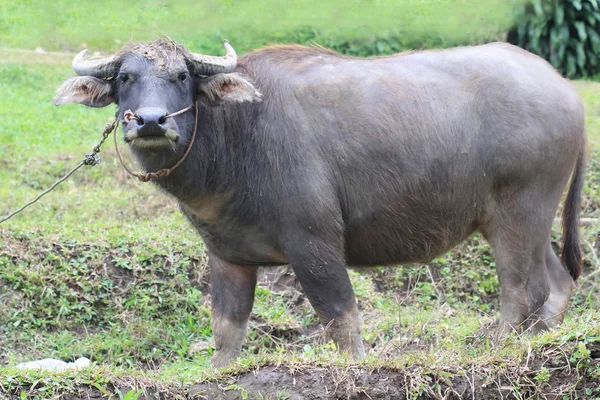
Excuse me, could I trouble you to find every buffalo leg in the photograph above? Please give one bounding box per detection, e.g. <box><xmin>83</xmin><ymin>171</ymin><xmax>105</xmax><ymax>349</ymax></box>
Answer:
<box><xmin>494</xmin><ymin>237</ymin><xmax>549</xmax><ymax>335</ymax></box>
<box><xmin>535</xmin><ymin>243</ymin><xmax>575</xmax><ymax>331</ymax></box>
<box><xmin>209</xmin><ymin>253</ymin><xmax>258</xmax><ymax>368</ymax></box>
<box><xmin>282</xmin><ymin>236</ymin><xmax>366</xmax><ymax>359</ymax></box>
<box><xmin>486</xmin><ymin>192</ymin><xmax>555</xmax><ymax>335</ymax></box>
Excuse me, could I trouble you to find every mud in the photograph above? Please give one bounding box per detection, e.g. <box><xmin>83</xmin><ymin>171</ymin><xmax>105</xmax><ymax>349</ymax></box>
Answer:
<box><xmin>188</xmin><ymin>359</ymin><xmax>600</xmax><ymax>399</ymax></box>
<box><xmin>5</xmin><ymin>341</ymin><xmax>600</xmax><ymax>399</ymax></box>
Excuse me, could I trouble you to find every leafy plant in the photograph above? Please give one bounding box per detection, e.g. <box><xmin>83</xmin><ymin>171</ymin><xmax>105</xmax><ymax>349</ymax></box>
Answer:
<box><xmin>534</xmin><ymin>366</ymin><xmax>551</xmax><ymax>383</ymax></box>
<box><xmin>117</xmin><ymin>388</ymin><xmax>144</xmax><ymax>400</ymax></box>
<box><xmin>508</xmin><ymin>0</ymin><xmax>600</xmax><ymax>78</ymax></box>
<box><xmin>570</xmin><ymin>341</ymin><xmax>592</xmax><ymax>368</ymax></box>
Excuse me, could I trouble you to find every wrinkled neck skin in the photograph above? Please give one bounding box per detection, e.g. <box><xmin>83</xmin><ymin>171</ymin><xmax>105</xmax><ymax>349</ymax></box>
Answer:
<box><xmin>126</xmin><ymin>101</ymin><xmax>253</xmax><ymax>203</ymax></box>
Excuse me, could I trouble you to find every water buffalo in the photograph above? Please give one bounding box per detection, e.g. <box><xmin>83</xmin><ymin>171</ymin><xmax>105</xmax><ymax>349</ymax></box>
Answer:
<box><xmin>54</xmin><ymin>38</ymin><xmax>587</xmax><ymax>368</ymax></box>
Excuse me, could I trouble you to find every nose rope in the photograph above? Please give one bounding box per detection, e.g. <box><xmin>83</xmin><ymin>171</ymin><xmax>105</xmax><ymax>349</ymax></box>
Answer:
<box><xmin>123</xmin><ymin>104</ymin><xmax>194</xmax><ymax>124</ymax></box>
<box><xmin>115</xmin><ymin>103</ymin><xmax>198</xmax><ymax>182</ymax></box>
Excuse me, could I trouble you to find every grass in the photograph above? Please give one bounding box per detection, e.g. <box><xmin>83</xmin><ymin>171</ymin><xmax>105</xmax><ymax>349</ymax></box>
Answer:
<box><xmin>2</xmin><ymin>321</ymin><xmax>600</xmax><ymax>398</ymax></box>
<box><xmin>1</xmin><ymin>49</ymin><xmax>599</xmax><ymax>398</ymax></box>
<box><xmin>0</xmin><ymin>1</ymin><xmax>599</xmax><ymax>396</ymax></box>
<box><xmin>0</xmin><ymin>0</ymin><xmax>524</xmax><ymax>55</ymax></box>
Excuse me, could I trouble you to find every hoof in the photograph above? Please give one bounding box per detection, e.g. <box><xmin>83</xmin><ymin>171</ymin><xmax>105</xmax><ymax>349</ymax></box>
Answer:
<box><xmin>210</xmin><ymin>349</ymin><xmax>239</xmax><ymax>369</ymax></box>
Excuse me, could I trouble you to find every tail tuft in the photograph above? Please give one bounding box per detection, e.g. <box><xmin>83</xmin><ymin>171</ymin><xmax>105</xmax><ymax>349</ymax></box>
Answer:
<box><xmin>561</xmin><ymin>149</ymin><xmax>586</xmax><ymax>280</ymax></box>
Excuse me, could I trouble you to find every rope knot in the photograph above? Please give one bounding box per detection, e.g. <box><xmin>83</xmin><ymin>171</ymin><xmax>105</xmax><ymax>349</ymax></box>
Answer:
<box><xmin>137</xmin><ymin>169</ymin><xmax>171</xmax><ymax>182</ymax></box>
<box><xmin>123</xmin><ymin>110</ymin><xmax>137</xmax><ymax>123</ymax></box>
<box><xmin>102</xmin><ymin>122</ymin><xmax>116</xmax><ymax>136</ymax></box>
<box><xmin>83</xmin><ymin>153</ymin><xmax>101</xmax><ymax>166</ymax></box>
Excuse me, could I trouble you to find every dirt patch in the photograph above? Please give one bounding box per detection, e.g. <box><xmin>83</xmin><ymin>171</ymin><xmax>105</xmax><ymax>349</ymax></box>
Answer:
<box><xmin>190</xmin><ymin>356</ymin><xmax>600</xmax><ymax>399</ymax></box>
<box><xmin>186</xmin><ymin>341</ymin><xmax>600</xmax><ymax>399</ymax></box>
<box><xmin>0</xmin><ymin>49</ymin><xmax>73</xmax><ymax>66</ymax></box>
<box><xmin>192</xmin><ymin>366</ymin><xmax>409</xmax><ymax>400</ymax></box>
<box><xmin>257</xmin><ymin>265</ymin><xmax>301</xmax><ymax>296</ymax></box>
<box><xmin>5</xmin><ymin>342</ymin><xmax>600</xmax><ymax>399</ymax></box>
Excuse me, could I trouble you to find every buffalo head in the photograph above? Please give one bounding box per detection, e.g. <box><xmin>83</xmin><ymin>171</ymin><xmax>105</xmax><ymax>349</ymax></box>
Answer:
<box><xmin>54</xmin><ymin>39</ymin><xmax>261</xmax><ymax>153</ymax></box>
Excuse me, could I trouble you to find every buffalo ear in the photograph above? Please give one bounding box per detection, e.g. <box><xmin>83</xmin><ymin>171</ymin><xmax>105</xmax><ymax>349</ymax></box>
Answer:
<box><xmin>198</xmin><ymin>73</ymin><xmax>262</xmax><ymax>105</ymax></box>
<box><xmin>53</xmin><ymin>76</ymin><xmax>114</xmax><ymax>108</ymax></box>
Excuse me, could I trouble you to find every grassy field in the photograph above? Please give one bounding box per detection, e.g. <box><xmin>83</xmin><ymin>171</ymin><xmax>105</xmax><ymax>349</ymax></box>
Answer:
<box><xmin>1</xmin><ymin>1</ymin><xmax>600</xmax><ymax>398</ymax></box>
<box><xmin>0</xmin><ymin>51</ymin><xmax>599</xmax><ymax>399</ymax></box>
<box><xmin>0</xmin><ymin>0</ymin><xmax>522</xmax><ymax>55</ymax></box>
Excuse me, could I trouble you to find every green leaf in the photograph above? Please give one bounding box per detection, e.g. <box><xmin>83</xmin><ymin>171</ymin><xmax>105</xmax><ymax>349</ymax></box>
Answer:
<box><xmin>589</xmin><ymin>0</ymin><xmax>599</xmax><ymax>10</ymax></box>
<box><xmin>533</xmin><ymin>0</ymin><xmax>544</xmax><ymax>15</ymax></box>
<box><xmin>555</xmin><ymin>3</ymin><xmax>565</xmax><ymax>24</ymax></box>
<box><xmin>560</xmin><ymin>24</ymin><xmax>570</xmax><ymax>42</ymax></box>
<box><xmin>575</xmin><ymin>21</ymin><xmax>588</xmax><ymax>41</ymax></box>
<box><xmin>566</xmin><ymin>52</ymin><xmax>577</xmax><ymax>77</ymax></box>
<box><xmin>572</xmin><ymin>0</ymin><xmax>583</xmax><ymax>11</ymax></box>
<box><xmin>89</xmin><ymin>383</ymin><xmax>110</xmax><ymax>395</ymax></box>
<box><xmin>550</xmin><ymin>49</ymin><xmax>561</xmax><ymax>68</ymax></box>
<box><xmin>529</xmin><ymin>25</ymin><xmax>543</xmax><ymax>52</ymax></box>
<box><xmin>589</xmin><ymin>27</ymin><xmax>600</xmax><ymax>53</ymax></box>
<box><xmin>550</xmin><ymin>27</ymin><xmax>561</xmax><ymax>48</ymax></box>
<box><xmin>558</xmin><ymin>42</ymin><xmax>567</xmax><ymax>61</ymax></box>
<box><xmin>576</xmin><ymin>42</ymin><xmax>586</xmax><ymax>69</ymax></box>
<box><xmin>517</xmin><ymin>22</ymin><xmax>528</xmax><ymax>45</ymax></box>
<box><xmin>583</xmin><ymin>1</ymin><xmax>594</xmax><ymax>12</ymax></box>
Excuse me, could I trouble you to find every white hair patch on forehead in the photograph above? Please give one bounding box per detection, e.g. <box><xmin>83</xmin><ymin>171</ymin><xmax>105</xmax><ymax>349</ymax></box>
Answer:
<box><xmin>118</xmin><ymin>38</ymin><xmax>190</xmax><ymax>73</ymax></box>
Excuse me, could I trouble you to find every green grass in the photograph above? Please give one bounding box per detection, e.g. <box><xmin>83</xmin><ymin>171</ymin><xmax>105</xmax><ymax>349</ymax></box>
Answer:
<box><xmin>573</xmin><ymin>81</ymin><xmax>600</xmax><ymax>147</ymax></box>
<box><xmin>2</xmin><ymin>319</ymin><xmax>600</xmax><ymax>398</ymax></box>
<box><xmin>0</xmin><ymin>0</ymin><xmax>524</xmax><ymax>55</ymax></box>
<box><xmin>1</xmin><ymin>50</ymin><xmax>599</xmax><ymax>398</ymax></box>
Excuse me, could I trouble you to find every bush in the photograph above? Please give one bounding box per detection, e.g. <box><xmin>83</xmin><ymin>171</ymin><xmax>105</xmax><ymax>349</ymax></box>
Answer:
<box><xmin>508</xmin><ymin>0</ymin><xmax>600</xmax><ymax>78</ymax></box>
<box><xmin>187</xmin><ymin>25</ymin><xmax>494</xmax><ymax>61</ymax></box>
<box><xmin>265</xmin><ymin>27</ymin><xmax>449</xmax><ymax>57</ymax></box>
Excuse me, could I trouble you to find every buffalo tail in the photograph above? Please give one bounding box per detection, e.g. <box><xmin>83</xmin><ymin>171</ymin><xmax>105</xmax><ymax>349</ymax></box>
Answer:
<box><xmin>561</xmin><ymin>145</ymin><xmax>587</xmax><ymax>280</ymax></box>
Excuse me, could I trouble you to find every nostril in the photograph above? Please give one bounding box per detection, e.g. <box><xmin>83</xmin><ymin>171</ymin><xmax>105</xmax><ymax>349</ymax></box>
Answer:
<box><xmin>134</xmin><ymin>107</ymin><xmax>168</xmax><ymax>130</ymax></box>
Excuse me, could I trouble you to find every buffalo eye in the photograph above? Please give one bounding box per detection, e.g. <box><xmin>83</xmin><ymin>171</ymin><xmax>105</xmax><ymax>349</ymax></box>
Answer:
<box><xmin>118</xmin><ymin>73</ymin><xmax>129</xmax><ymax>83</ymax></box>
<box><xmin>178</xmin><ymin>72</ymin><xmax>188</xmax><ymax>82</ymax></box>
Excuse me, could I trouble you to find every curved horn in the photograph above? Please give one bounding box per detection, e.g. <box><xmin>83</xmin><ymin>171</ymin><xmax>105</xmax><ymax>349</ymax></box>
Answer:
<box><xmin>187</xmin><ymin>39</ymin><xmax>237</xmax><ymax>76</ymax></box>
<box><xmin>72</xmin><ymin>49</ymin><xmax>118</xmax><ymax>79</ymax></box>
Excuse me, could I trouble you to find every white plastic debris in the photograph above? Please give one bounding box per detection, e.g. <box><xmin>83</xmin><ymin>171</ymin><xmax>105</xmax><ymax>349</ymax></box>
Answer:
<box><xmin>16</xmin><ymin>357</ymin><xmax>91</xmax><ymax>372</ymax></box>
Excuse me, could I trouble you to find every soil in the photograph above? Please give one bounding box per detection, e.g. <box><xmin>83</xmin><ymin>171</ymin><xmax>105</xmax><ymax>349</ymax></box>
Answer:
<box><xmin>187</xmin><ymin>354</ymin><xmax>600</xmax><ymax>399</ymax></box>
<box><xmin>8</xmin><ymin>351</ymin><xmax>599</xmax><ymax>400</ymax></box>
<box><xmin>4</xmin><ymin>243</ymin><xmax>600</xmax><ymax>399</ymax></box>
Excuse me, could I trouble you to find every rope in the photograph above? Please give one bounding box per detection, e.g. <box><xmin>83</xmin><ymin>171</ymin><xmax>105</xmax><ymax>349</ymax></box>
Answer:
<box><xmin>0</xmin><ymin>119</ymin><xmax>117</xmax><ymax>224</ymax></box>
<box><xmin>115</xmin><ymin>102</ymin><xmax>198</xmax><ymax>182</ymax></box>
<box><xmin>1</xmin><ymin>160</ymin><xmax>87</xmax><ymax>224</ymax></box>
<box><xmin>0</xmin><ymin>103</ymin><xmax>196</xmax><ymax>222</ymax></box>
